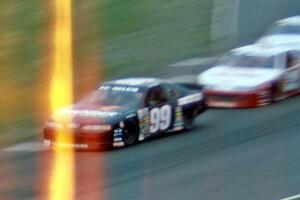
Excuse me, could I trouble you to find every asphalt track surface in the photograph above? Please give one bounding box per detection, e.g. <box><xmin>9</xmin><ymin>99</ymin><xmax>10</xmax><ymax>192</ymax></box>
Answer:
<box><xmin>1</xmin><ymin>59</ymin><xmax>300</xmax><ymax>200</ymax></box>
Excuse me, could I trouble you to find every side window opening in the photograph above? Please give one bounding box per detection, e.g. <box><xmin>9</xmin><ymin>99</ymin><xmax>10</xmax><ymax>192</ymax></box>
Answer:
<box><xmin>286</xmin><ymin>52</ymin><xmax>298</xmax><ymax>68</ymax></box>
<box><xmin>145</xmin><ymin>86</ymin><xmax>167</xmax><ymax>107</ymax></box>
<box><xmin>163</xmin><ymin>84</ymin><xmax>181</xmax><ymax>101</ymax></box>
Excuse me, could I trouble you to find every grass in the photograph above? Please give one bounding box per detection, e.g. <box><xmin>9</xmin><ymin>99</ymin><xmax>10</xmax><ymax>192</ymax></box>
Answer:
<box><xmin>99</xmin><ymin>0</ymin><xmax>212</xmax><ymax>77</ymax></box>
<box><xmin>0</xmin><ymin>0</ymin><xmax>212</xmax><ymax>147</ymax></box>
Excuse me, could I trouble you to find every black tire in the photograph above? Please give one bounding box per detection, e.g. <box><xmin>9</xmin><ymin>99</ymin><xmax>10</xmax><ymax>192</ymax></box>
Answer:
<box><xmin>122</xmin><ymin>120</ymin><xmax>139</xmax><ymax>146</ymax></box>
<box><xmin>183</xmin><ymin>114</ymin><xmax>194</xmax><ymax>131</ymax></box>
<box><xmin>271</xmin><ymin>90</ymin><xmax>277</xmax><ymax>103</ymax></box>
<box><xmin>271</xmin><ymin>82</ymin><xmax>282</xmax><ymax>102</ymax></box>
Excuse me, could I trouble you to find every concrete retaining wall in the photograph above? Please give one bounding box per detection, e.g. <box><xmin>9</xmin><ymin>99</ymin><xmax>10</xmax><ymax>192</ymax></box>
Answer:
<box><xmin>211</xmin><ymin>0</ymin><xmax>300</xmax><ymax>52</ymax></box>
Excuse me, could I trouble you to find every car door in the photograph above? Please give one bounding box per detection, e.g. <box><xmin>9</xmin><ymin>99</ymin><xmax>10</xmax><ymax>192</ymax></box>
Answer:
<box><xmin>282</xmin><ymin>52</ymin><xmax>300</xmax><ymax>92</ymax></box>
<box><xmin>143</xmin><ymin>86</ymin><xmax>175</xmax><ymax>136</ymax></box>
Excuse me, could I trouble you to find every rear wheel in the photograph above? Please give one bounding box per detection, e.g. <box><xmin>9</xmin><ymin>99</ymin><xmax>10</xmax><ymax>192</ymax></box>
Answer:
<box><xmin>183</xmin><ymin>114</ymin><xmax>194</xmax><ymax>131</ymax></box>
<box><xmin>122</xmin><ymin>120</ymin><xmax>139</xmax><ymax>146</ymax></box>
<box><xmin>271</xmin><ymin>82</ymin><xmax>283</xmax><ymax>102</ymax></box>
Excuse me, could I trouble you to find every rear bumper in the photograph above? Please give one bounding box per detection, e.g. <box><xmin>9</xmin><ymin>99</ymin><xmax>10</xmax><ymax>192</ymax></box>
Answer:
<box><xmin>204</xmin><ymin>89</ymin><xmax>271</xmax><ymax>108</ymax></box>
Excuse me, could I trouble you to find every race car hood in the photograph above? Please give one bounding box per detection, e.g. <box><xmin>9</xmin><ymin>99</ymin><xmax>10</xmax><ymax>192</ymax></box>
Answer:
<box><xmin>52</xmin><ymin>104</ymin><xmax>129</xmax><ymax>125</ymax></box>
<box><xmin>198</xmin><ymin>66</ymin><xmax>283</xmax><ymax>91</ymax></box>
<box><xmin>257</xmin><ymin>34</ymin><xmax>300</xmax><ymax>47</ymax></box>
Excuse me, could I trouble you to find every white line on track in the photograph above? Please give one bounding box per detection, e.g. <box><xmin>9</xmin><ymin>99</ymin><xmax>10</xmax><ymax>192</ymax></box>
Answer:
<box><xmin>280</xmin><ymin>194</ymin><xmax>300</xmax><ymax>200</ymax></box>
<box><xmin>2</xmin><ymin>141</ymin><xmax>45</xmax><ymax>152</ymax></box>
<box><xmin>168</xmin><ymin>57</ymin><xmax>217</xmax><ymax>67</ymax></box>
<box><xmin>167</xmin><ymin>75</ymin><xmax>198</xmax><ymax>83</ymax></box>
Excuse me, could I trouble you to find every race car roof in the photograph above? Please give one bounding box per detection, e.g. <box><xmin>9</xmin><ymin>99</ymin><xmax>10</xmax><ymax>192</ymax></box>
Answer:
<box><xmin>104</xmin><ymin>78</ymin><xmax>164</xmax><ymax>88</ymax></box>
<box><xmin>230</xmin><ymin>44</ymin><xmax>300</xmax><ymax>57</ymax></box>
<box><xmin>277</xmin><ymin>15</ymin><xmax>300</xmax><ymax>26</ymax></box>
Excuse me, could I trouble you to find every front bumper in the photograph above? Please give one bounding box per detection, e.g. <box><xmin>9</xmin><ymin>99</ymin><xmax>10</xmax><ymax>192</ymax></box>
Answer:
<box><xmin>43</xmin><ymin>128</ymin><xmax>114</xmax><ymax>150</ymax></box>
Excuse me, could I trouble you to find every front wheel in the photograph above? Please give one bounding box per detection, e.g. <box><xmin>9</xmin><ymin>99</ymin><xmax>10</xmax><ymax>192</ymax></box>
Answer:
<box><xmin>122</xmin><ymin>120</ymin><xmax>139</xmax><ymax>146</ymax></box>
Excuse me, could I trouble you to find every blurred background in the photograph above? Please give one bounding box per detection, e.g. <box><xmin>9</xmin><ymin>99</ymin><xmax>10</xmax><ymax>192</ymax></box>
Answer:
<box><xmin>0</xmin><ymin>0</ymin><xmax>300</xmax><ymax>148</ymax></box>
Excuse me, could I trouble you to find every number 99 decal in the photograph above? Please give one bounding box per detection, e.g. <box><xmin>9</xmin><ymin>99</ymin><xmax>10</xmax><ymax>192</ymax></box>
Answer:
<box><xmin>150</xmin><ymin>105</ymin><xmax>172</xmax><ymax>133</ymax></box>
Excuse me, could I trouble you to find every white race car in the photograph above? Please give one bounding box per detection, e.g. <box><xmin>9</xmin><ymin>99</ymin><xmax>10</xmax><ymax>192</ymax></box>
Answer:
<box><xmin>257</xmin><ymin>15</ymin><xmax>300</xmax><ymax>47</ymax></box>
<box><xmin>197</xmin><ymin>45</ymin><xmax>300</xmax><ymax>108</ymax></box>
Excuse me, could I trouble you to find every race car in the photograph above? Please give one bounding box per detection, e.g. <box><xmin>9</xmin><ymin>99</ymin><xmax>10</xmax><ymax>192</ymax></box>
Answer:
<box><xmin>257</xmin><ymin>15</ymin><xmax>300</xmax><ymax>47</ymax></box>
<box><xmin>197</xmin><ymin>44</ymin><xmax>300</xmax><ymax>108</ymax></box>
<box><xmin>43</xmin><ymin>78</ymin><xmax>205</xmax><ymax>150</ymax></box>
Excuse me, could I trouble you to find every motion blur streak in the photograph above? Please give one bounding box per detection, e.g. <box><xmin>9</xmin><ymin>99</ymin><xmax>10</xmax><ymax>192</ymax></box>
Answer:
<box><xmin>0</xmin><ymin>2</ymin><xmax>18</xmax><ymax>198</ymax></box>
<box><xmin>73</xmin><ymin>1</ymin><xmax>103</xmax><ymax>99</ymax></box>
<box><xmin>73</xmin><ymin>2</ymin><xmax>106</xmax><ymax>199</ymax></box>
<box><xmin>49</xmin><ymin>0</ymin><xmax>74</xmax><ymax>200</ymax></box>
<box><xmin>0</xmin><ymin>1</ymin><xmax>19</xmax><ymax>142</ymax></box>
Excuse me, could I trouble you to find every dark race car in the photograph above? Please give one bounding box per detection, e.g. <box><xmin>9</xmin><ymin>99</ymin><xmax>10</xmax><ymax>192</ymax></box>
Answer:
<box><xmin>43</xmin><ymin>78</ymin><xmax>206</xmax><ymax>150</ymax></box>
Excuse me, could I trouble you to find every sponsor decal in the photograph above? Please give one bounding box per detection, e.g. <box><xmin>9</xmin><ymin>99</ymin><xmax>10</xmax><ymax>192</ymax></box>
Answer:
<box><xmin>178</xmin><ymin>93</ymin><xmax>202</xmax><ymax>106</ymax></box>
<box><xmin>99</xmin><ymin>85</ymin><xmax>139</xmax><ymax>93</ymax></box>
<box><xmin>59</xmin><ymin>109</ymin><xmax>118</xmax><ymax>118</ymax></box>
<box><xmin>137</xmin><ymin>108</ymin><xmax>150</xmax><ymax>141</ymax></box>
<box><xmin>113</xmin><ymin>141</ymin><xmax>125</xmax><ymax>147</ymax></box>
<box><xmin>113</xmin><ymin>128</ymin><xmax>125</xmax><ymax>147</ymax></box>
<box><xmin>82</xmin><ymin>124</ymin><xmax>111</xmax><ymax>131</ymax></box>
<box><xmin>45</xmin><ymin>121</ymin><xmax>80</xmax><ymax>129</ymax></box>
<box><xmin>113</xmin><ymin>138</ymin><xmax>123</xmax><ymax>142</ymax></box>
<box><xmin>43</xmin><ymin>139</ymin><xmax>89</xmax><ymax>149</ymax></box>
<box><xmin>113</xmin><ymin>128</ymin><xmax>124</xmax><ymax>147</ymax></box>
<box><xmin>173</xmin><ymin>106</ymin><xmax>184</xmax><ymax>130</ymax></box>
<box><xmin>113</xmin><ymin>128</ymin><xmax>123</xmax><ymax>138</ymax></box>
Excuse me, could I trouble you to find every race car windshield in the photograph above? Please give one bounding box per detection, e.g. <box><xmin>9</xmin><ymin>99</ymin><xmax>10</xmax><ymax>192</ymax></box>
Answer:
<box><xmin>79</xmin><ymin>86</ymin><xmax>144</xmax><ymax>108</ymax></box>
<box><xmin>265</xmin><ymin>24</ymin><xmax>300</xmax><ymax>35</ymax></box>
<box><xmin>219</xmin><ymin>54</ymin><xmax>274</xmax><ymax>68</ymax></box>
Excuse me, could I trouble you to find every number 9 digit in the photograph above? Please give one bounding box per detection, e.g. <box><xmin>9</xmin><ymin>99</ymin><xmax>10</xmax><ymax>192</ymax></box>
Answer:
<box><xmin>150</xmin><ymin>108</ymin><xmax>160</xmax><ymax>133</ymax></box>
<box><xmin>160</xmin><ymin>105</ymin><xmax>171</xmax><ymax>131</ymax></box>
